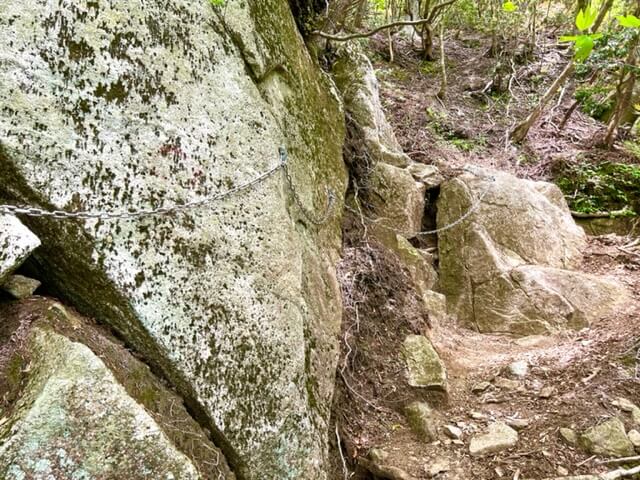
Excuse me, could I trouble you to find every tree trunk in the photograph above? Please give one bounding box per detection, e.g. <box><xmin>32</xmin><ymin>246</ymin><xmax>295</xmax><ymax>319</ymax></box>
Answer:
<box><xmin>510</xmin><ymin>62</ymin><xmax>575</xmax><ymax>143</ymax></box>
<box><xmin>422</xmin><ymin>23</ymin><xmax>434</xmax><ymax>60</ymax></box>
<box><xmin>437</xmin><ymin>23</ymin><xmax>447</xmax><ymax>99</ymax></box>
<box><xmin>510</xmin><ymin>0</ymin><xmax>613</xmax><ymax>142</ymax></box>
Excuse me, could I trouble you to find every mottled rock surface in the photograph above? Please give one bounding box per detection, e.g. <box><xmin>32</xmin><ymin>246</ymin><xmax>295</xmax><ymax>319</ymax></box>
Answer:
<box><xmin>580</xmin><ymin>417</ymin><xmax>635</xmax><ymax>457</ymax></box>
<box><xmin>0</xmin><ymin>2</ymin><xmax>346</xmax><ymax>478</ymax></box>
<box><xmin>405</xmin><ymin>401</ymin><xmax>438</xmax><ymax>442</ymax></box>
<box><xmin>438</xmin><ymin>167</ymin><xmax>627</xmax><ymax>335</ymax></box>
<box><xmin>1</xmin><ymin>275</ymin><xmax>40</xmax><ymax>299</ymax></box>
<box><xmin>332</xmin><ymin>43</ymin><xmax>411</xmax><ymax>168</ymax></box>
<box><xmin>0</xmin><ymin>298</ymin><xmax>234</xmax><ymax>480</ymax></box>
<box><xmin>401</xmin><ymin>335</ymin><xmax>447</xmax><ymax>390</ymax></box>
<box><xmin>332</xmin><ymin>43</ymin><xmax>429</xmax><ymax>239</ymax></box>
<box><xmin>0</xmin><ymin>215</ymin><xmax>40</xmax><ymax>284</ymax></box>
<box><xmin>367</xmin><ymin>162</ymin><xmax>426</xmax><ymax>237</ymax></box>
<box><xmin>469</xmin><ymin>422</ymin><xmax>518</xmax><ymax>457</ymax></box>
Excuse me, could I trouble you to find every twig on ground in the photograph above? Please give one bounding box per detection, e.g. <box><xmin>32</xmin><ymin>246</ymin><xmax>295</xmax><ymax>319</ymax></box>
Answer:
<box><xmin>336</xmin><ymin>423</ymin><xmax>350</xmax><ymax>480</ymax></box>
<box><xmin>598</xmin><ymin>455</ymin><xmax>640</xmax><ymax>466</ymax></box>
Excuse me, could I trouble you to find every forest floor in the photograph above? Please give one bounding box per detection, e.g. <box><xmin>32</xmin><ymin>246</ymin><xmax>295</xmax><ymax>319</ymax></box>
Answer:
<box><xmin>330</xmin><ymin>30</ymin><xmax>640</xmax><ymax>480</ymax></box>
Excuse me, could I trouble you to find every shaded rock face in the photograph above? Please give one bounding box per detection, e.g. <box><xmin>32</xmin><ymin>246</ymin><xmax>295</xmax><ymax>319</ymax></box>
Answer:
<box><xmin>438</xmin><ymin>168</ymin><xmax>626</xmax><ymax>335</ymax></box>
<box><xmin>0</xmin><ymin>299</ymin><xmax>234</xmax><ymax>480</ymax></box>
<box><xmin>0</xmin><ymin>1</ymin><xmax>346</xmax><ymax>478</ymax></box>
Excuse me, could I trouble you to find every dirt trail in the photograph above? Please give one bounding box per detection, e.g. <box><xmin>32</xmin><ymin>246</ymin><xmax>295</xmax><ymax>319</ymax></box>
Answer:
<box><xmin>330</xmin><ymin>32</ymin><xmax>640</xmax><ymax>480</ymax></box>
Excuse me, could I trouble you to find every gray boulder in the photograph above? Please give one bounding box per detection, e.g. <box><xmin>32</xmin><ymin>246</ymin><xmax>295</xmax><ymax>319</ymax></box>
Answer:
<box><xmin>0</xmin><ymin>215</ymin><xmax>40</xmax><ymax>284</ymax></box>
<box><xmin>405</xmin><ymin>401</ymin><xmax>439</xmax><ymax>442</ymax></box>
<box><xmin>332</xmin><ymin>43</ymin><xmax>434</xmax><ymax>239</ymax></box>
<box><xmin>401</xmin><ymin>334</ymin><xmax>447</xmax><ymax>391</ymax></box>
<box><xmin>580</xmin><ymin>417</ymin><xmax>635</xmax><ymax>458</ymax></box>
<box><xmin>332</xmin><ymin>43</ymin><xmax>411</xmax><ymax>168</ymax></box>
<box><xmin>0</xmin><ymin>298</ymin><xmax>234</xmax><ymax>480</ymax></box>
<box><xmin>368</xmin><ymin>163</ymin><xmax>426</xmax><ymax>237</ymax></box>
<box><xmin>438</xmin><ymin>167</ymin><xmax>627</xmax><ymax>335</ymax></box>
<box><xmin>1</xmin><ymin>275</ymin><xmax>41</xmax><ymax>299</ymax></box>
<box><xmin>0</xmin><ymin>2</ymin><xmax>346</xmax><ymax>478</ymax></box>
<box><xmin>469</xmin><ymin>422</ymin><xmax>518</xmax><ymax>457</ymax></box>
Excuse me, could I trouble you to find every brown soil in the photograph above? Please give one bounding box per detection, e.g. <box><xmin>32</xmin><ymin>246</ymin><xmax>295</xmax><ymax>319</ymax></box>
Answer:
<box><xmin>329</xmin><ymin>30</ymin><xmax>640</xmax><ymax>480</ymax></box>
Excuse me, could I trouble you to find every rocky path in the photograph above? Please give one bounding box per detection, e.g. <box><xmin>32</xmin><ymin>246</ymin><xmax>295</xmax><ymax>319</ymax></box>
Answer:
<box><xmin>330</xmin><ymin>33</ymin><xmax>640</xmax><ymax>480</ymax></box>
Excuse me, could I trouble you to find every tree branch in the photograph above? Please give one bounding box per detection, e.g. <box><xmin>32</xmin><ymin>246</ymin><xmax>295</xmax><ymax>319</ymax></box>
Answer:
<box><xmin>312</xmin><ymin>18</ymin><xmax>433</xmax><ymax>42</ymax></box>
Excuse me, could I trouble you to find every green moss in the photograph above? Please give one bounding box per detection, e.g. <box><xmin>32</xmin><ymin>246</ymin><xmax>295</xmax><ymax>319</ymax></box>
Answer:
<box><xmin>556</xmin><ymin>162</ymin><xmax>640</xmax><ymax>215</ymax></box>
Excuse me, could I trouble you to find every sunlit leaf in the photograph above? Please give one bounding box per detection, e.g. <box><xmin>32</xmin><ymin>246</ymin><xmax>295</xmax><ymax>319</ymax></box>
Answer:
<box><xmin>574</xmin><ymin>35</ymin><xmax>595</xmax><ymax>61</ymax></box>
<box><xmin>502</xmin><ymin>1</ymin><xmax>517</xmax><ymax>12</ymax></box>
<box><xmin>617</xmin><ymin>14</ymin><xmax>640</xmax><ymax>28</ymax></box>
<box><xmin>576</xmin><ymin>5</ymin><xmax>598</xmax><ymax>32</ymax></box>
<box><xmin>559</xmin><ymin>35</ymin><xmax>578</xmax><ymax>42</ymax></box>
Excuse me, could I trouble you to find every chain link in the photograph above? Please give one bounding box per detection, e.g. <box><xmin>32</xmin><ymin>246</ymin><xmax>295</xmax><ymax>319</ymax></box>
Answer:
<box><xmin>0</xmin><ymin>148</ymin><xmax>491</xmax><ymax>232</ymax></box>
<box><xmin>0</xmin><ymin>148</ymin><xmax>334</xmax><ymax>224</ymax></box>
<box><xmin>348</xmin><ymin>167</ymin><xmax>496</xmax><ymax>237</ymax></box>
<box><xmin>279</xmin><ymin>147</ymin><xmax>337</xmax><ymax>226</ymax></box>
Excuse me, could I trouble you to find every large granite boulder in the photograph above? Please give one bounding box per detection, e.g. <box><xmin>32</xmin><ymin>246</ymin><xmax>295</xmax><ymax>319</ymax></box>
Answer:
<box><xmin>0</xmin><ymin>298</ymin><xmax>234</xmax><ymax>479</ymax></box>
<box><xmin>332</xmin><ymin>43</ymin><xmax>411</xmax><ymax>168</ymax></box>
<box><xmin>332</xmin><ymin>43</ymin><xmax>430</xmax><ymax>238</ymax></box>
<box><xmin>0</xmin><ymin>215</ymin><xmax>40</xmax><ymax>284</ymax></box>
<box><xmin>438</xmin><ymin>168</ymin><xmax>627</xmax><ymax>335</ymax></box>
<box><xmin>0</xmin><ymin>2</ymin><xmax>346</xmax><ymax>478</ymax></box>
<box><xmin>367</xmin><ymin>163</ymin><xmax>426</xmax><ymax>237</ymax></box>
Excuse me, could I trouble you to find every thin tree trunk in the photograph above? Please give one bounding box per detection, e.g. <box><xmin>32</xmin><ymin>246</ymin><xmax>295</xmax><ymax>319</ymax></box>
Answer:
<box><xmin>422</xmin><ymin>23</ymin><xmax>434</xmax><ymax>60</ymax></box>
<box><xmin>437</xmin><ymin>23</ymin><xmax>447</xmax><ymax>99</ymax></box>
<box><xmin>605</xmin><ymin>61</ymin><xmax>637</xmax><ymax>146</ymax></box>
<box><xmin>510</xmin><ymin>62</ymin><xmax>575</xmax><ymax>142</ymax></box>
<box><xmin>509</xmin><ymin>0</ymin><xmax>613</xmax><ymax>142</ymax></box>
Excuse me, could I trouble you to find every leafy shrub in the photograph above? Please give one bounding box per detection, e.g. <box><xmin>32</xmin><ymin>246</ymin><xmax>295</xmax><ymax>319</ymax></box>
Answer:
<box><xmin>556</xmin><ymin>162</ymin><xmax>640</xmax><ymax>215</ymax></box>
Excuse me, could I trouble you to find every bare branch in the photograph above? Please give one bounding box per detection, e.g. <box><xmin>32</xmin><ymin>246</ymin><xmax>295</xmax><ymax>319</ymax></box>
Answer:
<box><xmin>312</xmin><ymin>18</ymin><xmax>433</xmax><ymax>42</ymax></box>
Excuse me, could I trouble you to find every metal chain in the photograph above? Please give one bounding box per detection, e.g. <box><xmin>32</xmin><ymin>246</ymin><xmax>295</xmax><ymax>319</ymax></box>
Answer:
<box><xmin>348</xmin><ymin>168</ymin><xmax>496</xmax><ymax>237</ymax></box>
<box><xmin>279</xmin><ymin>147</ymin><xmax>337</xmax><ymax>226</ymax></box>
<box><xmin>0</xmin><ymin>148</ymin><xmax>335</xmax><ymax>223</ymax></box>
<box><xmin>0</xmin><ymin>146</ymin><xmax>490</xmax><ymax>232</ymax></box>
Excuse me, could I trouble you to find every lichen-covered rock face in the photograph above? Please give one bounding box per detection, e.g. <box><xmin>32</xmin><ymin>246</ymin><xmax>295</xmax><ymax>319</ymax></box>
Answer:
<box><xmin>0</xmin><ymin>215</ymin><xmax>40</xmax><ymax>284</ymax></box>
<box><xmin>437</xmin><ymin>168</ymin><xmax>626</xmax><ymax>335</ymax></box>
<box><xmin>2</xmin><ymin>330</ymin><xmax>201</xmax><ymax>480</ymax></box>
<box><xmin>332</xmin><ymin>43</ymin><xmax>410</xmax><ymax>168</ymax></box>
<box><xmin>0</xmin><ymin>1</ymin><xmax>346</xmax><ymax>478</ymax></box>
<box><xmin>368</xmin><ymin>163</ymin><xmax>426</xmax><ymax>237</ymax></box>
<box><xmin>0</xmin><ymin>299</ymin><xmax>234</xmax><ymax>480</ymax></box>
<box><xmin>580</xmin><ymin>417</ymin><xmax>635</xmax><ymax>458</ymax></box>
<box><xmin>401</xmin><ymin>334</ymin><xmax>447</xmax><ymax>391</ymax></box>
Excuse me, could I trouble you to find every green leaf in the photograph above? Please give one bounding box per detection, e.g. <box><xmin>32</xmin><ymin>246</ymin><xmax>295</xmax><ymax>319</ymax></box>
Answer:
<box><xmin>559</xmin><ymin>35</ymin><xmax>578</xmax><ymax>42</ymax></box>
<box><xmin>574</xmin><ymin>35</ymin><xmax>595</xmax><ymax>61</ymax></box>
<box><xmin>576</xmin><ymin>5</ymin><xmax>598</xmax><ymax>32</ymax></box>
<box><xmin>617</xmin><ymin>14</ymin><xmax>640</xmax><ymax>28</ymax></box>
<box><xmin>209</xmin><ymin>0</ymin><xmax>225</xmax><ymax>6</ymax></box>
<box><xmin>502</xmin><ymin>1</ymin><xmax>517</xmax><ymax>12</ymax></box>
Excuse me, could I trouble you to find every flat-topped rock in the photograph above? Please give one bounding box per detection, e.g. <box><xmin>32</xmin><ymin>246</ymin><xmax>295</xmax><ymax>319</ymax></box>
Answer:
<box><xmin>469</xmin><ymin>422</ymin><xmax>518</xmax><ymax>457</ymax></box>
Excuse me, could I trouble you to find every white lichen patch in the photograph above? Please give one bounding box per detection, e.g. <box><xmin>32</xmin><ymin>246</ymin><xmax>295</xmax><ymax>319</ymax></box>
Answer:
<box><xmin>0</xmin><ymin>215</ymin><xmax>41</xmax><ymax>284</ymax></box>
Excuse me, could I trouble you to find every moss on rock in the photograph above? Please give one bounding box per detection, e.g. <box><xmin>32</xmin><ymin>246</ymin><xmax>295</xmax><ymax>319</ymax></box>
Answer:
<box><xmin>0</xmin><ymin>298</ymin><xmax>235</xmax><ymax>480</ymax></box>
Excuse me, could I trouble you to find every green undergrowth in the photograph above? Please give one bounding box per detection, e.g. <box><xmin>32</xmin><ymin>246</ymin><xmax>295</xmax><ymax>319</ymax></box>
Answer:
<box><xmin>556</xmin><ymin>161</ymin><xmax>640</xmax><ymax>215</ymax></box>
